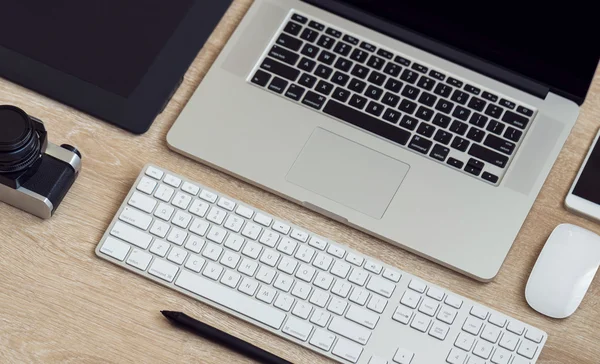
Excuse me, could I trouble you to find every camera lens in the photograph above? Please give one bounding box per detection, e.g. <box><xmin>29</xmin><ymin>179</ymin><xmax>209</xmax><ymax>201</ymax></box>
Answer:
<box><xmin>0</xmin><ymin>106</ymin><xmax>44</xmax><ymax>173</ymax></box>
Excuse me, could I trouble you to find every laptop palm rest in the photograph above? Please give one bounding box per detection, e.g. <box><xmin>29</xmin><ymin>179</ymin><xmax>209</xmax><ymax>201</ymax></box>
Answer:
<box><xmin>286</xmin><ymin>128</ymin><xmax>409</xmax><ymax>219</ymax></box>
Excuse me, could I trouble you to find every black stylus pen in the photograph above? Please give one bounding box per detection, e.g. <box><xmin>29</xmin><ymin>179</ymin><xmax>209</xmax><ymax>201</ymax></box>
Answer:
<box><xmin>161</xmin><ymin>311</ymin><xmax>292</xmax><ymax>364</ymax></box>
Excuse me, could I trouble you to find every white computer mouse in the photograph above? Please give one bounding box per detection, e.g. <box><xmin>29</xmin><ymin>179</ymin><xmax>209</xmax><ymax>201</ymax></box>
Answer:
<box><xmin>525</xmin><ymin>223</ymin><xmax>600</xmax><ymax>319</ymax></box>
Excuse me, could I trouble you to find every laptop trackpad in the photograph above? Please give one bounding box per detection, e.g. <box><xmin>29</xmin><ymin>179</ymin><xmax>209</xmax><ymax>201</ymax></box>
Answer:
<box><xmin>286</xmin><ymin>128</ymin><xmax>409</xmax><ymax>219</ymax></box>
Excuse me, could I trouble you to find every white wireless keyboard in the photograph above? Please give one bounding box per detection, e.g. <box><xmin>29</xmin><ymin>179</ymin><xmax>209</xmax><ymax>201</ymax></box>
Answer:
<box><xmin>96</xmin><ymin>165</ymin><xmax>547</xmax><ymax>364</ymax></box>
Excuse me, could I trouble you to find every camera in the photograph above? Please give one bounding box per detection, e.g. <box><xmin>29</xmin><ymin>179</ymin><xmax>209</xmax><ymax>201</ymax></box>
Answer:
<box><xmin>0</xmin><ymin>105</ymin><xmax>81</xmax><ymax>219</ymax></box>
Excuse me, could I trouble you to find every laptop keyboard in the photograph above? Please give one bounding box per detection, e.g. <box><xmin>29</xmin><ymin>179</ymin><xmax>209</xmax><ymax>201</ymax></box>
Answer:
<box><xmin>248</xmin><ymin>11</ymin><xmax>537</xmax><ymax>186</ymax></box>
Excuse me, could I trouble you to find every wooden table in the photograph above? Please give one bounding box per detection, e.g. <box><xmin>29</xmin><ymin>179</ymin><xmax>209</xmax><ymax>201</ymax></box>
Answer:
<box><xmin>1</xmin><ymin>1</ymin><xmax>599</xmax><ymax>363</ymax></box>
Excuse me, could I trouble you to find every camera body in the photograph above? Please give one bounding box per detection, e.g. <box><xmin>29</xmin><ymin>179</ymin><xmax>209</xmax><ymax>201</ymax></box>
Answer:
<box><xmin>0</xmin><ymin>106</ymin><xmax>81</xmax><ymax>219</ymax></box>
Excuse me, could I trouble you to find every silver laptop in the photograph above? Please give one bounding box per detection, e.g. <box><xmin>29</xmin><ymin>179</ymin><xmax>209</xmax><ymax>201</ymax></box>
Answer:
<box><xmin>167</xmin><ymin>0</ymin><xmax>599</xmax><ymax>281</ymax></box>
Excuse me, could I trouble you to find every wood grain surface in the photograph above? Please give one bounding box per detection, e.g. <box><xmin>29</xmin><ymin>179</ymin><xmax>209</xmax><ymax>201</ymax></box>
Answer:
<box><xmin>1</xmin><ymin>1</ymin><xmax>599</xmax><ymax>363</ymax></box>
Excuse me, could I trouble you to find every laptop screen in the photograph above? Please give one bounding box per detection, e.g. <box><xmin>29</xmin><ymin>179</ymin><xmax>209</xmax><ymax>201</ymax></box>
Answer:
<box><xmin>333</xmin><ymin>1</ymin><xmax>599</xmax><ymax>103</ymax></box>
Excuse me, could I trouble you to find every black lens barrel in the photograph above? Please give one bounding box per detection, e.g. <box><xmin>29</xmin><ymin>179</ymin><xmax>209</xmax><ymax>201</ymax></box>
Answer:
<box><xmin>0</xmin><ymin>106</ymin><xmax>45</xmax><ymax>173</ymax></box>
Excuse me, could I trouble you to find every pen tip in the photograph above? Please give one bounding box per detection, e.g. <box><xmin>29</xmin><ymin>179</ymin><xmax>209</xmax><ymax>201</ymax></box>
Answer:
<box><xmin>161</xmin><ymin>310</ymin><xmax>176</xmax><ymax>319</ymax></box>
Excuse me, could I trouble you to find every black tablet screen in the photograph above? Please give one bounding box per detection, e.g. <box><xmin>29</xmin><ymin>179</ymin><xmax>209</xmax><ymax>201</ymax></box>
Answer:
<box><xmin>0</xmin><ymin>0</ymin><xmax>194</xmax><ymax>97</ymax></box>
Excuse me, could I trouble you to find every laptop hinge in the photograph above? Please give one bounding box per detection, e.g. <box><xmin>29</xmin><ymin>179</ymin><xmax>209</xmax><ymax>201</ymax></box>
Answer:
<box><xmin>302</xmin><ymin>0</ymin><xmax>550</xmax><ymax>101</ymax></box>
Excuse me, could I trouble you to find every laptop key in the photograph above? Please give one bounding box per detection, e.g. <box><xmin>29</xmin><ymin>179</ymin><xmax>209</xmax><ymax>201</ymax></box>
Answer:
<box><xmin>468</xmin><ymin>144</ymin><xmax>509</xmax><ymax>168</ymax></box>
<box><xmin>466</xmin><ymin>127</ymin><xmax>485</xmax><ymax>143</ymax></box>
<box><xmin>482</xmin><ymin>91</ymin><xmax>499</xmax><ymax>102</ymax></box>
<box><xmin>349</xmin><ymin>79</ymin><xmax>367</xmax><ymax>93</ymax></box>
<box><xmin>412</xmin><ymin>63</ymin><xmax>428</xmax><ymax>73</ymax></box>
<box><xmin>435</xmin><ymin>99</ymin><xmax>454</xmax><ymax>114</ymax></box>
<box><xmin>433</xmin><ymin>114</ymin><xmax>451</xmax><ymax>128</ymax></box>
<box><xmin>452</xmin><ymin>106</ymin><xmax>471</xmax><ymax>121</ymax></box>
<box><xmin>317</xmin><ymin>35</ymin><xmax>335</xmax><ymax>50</ymax></box>
<box><xmin>417</xmin><ymin>76</ymin><xmax>435</xmax><ymax>91</ymax></box>
<box><xmin>409</xmin><ymin>135</ymin><xmax>433</xmax><ymax>154</ymax></box>
<box><xmin>450</xmin><ymin>120</ymin><xmax>468</xmax><ymax>135</ymax></box>
<box><xmin>486</xmin><ymin>120</ymin><xmax>504</xmax><ymax>135</ymax></box>
<box><xmin>365</xmin><ymin>85</ymin><xmax>384</xmax><ymax>100</ymax></box>
<box><xmin>316</xmin><ymin>80</ymin><xmax>334</xmax><ymax>96</ymax></box>
<box><xmin>284</xmin><ymin>21</ymin><xmax>302</xmax><ymax>36</ymax></box>
<box><xmin>349</xmin><ymin>94</ymin><xmax>368</xmax><ymax>109</ymax></box>
<box><xmin>417</xmin><ymin>123</ymin><xmax>436</xmax><ymax>138</ymax></box>
<box><xmin>419</xmin><ymin>92</ymin><xmax>437</xmax><ymax>107</ymax></box>
<box><xmin>298</xmin><ymin>57</ymin><xmax>317</xmax><ymax>72</ymax></box>
<box><xmin>367</xmin><ymin>55</ymin><xmax>385</xmax><ymax>70</ymax></box>
<box><xmin>308</xmin><ymin>20</ymin><xmax>325</xmax><ymax>31</ymax></box>
<box><xmin>251</xmin><ymin>70</ymin><xmax>271</xmax><ymax>87</ymax></box>
<box><xmin>315</xmin><ymin>65</ymin><xmax>333</xmax><ymax>79</ymax></box>
<box><xmin>292</xmin><ymin>14</ymin><xmax>308</xmax><ymax>24</ymax></box>
<box><xmin>326</xmin><ymin>28</ymin><xmax>342</xmax><ymax>38</ymax></box>
<box><xmin>301</xmin><ymin>43</ymin><xmax>320</xmax><ymax>58</ymax></box>
<box><xmin>383</xmin><ymin>63</ymin><xmax>402</xmax><ymax>77</ymax></box>
<box><xmin>430</xmin><ymin>144</ymin><xmax>450</xmax><ymax>161</ymax></box>
<box><xmin>299</xmin><ymin>73</ymin><xmax>317</xmax><ymax>88</ymax></box>
<box><xmin>323</xmin><ymin>100</ymin><xmax>411</xmax><ymax>146</ymax></box>
<box><xmin>302</xmin><ymin>91</ymin><xmax>326</xmax><ymax>110</ymax></box>
<box><xmin>434</xmin><ymin>130</ymin><xmax>452</xmax><ymax>145</ymax></box>
<box><xmin>504</xmin><ymin>127</ymin><xmax>523</xmax><ymax>142</ymax></box>
<box><xmin>377</xmin><ymin>49</ymin><xmax>394</xmax><ymax>60</ymax></box>
<box><xmin>384</xmin><ymin>79</ymin><xmax>403</xmax><ymax>93</ymax></box>
<box><xmin>331</xmin><ymin>72</ymin><xmax>350</xmax><ymax>87</ymax></box>
<box><xmin>451</xmin><ymin>137</ymin><xmax>470</xmax><ymax>152</ymax></box>
<box><xmin>482</xmin><ymin>172</ymin><xmax>499</xmax><ymax>184</ymax></box>
<box><xmin>366</xmin><ymin>101</ymin><xmax>385</xmax><ymax>117</ymax></box>
<box><xmin>285</xmin><ymin>84</ymin><xmax>306</xmax><ymax>101</ymax></box>
<box><xmin>269</xmin><ymin>45</ymin><xmax>300</xmax><ymax>66</ymax></box>
<box><xmin>464</xmin><ymin>164</ymin><xmax>482</xmax><ymax>176</ymax></box>
<box><xmin>415</xmin><ymin>106</ymin><xmax>434</xmax><ymax>122</ymax></box>
<box><xmin>260</xmin><ymin>58</ymin><xmax>300</xmax><ymax>81</ymax></box>
<box><xmin>502</xmin><ymin>111</ymin><xmax>529</xmax><ymax>129</ymax></box>
<box><xmin>351</xmin><ymin>64</ymin><xmax>369</xmax><ymax>79</ymax></box>
<box><xmin>399</xmin><ymin>99</ymin><xmax>417</xmax><ymax>114</ymax></box>
<box><xmin>277</xmin><ymin>33</ymin><xmax>303</xmax><ymax>51</ymax></box>
<box><xmin>343</xmin><ymin>35</ymin><xmax>359</xmax><ymax>45</ymax></box>
<box><xmin>447</xmin><ymin>158</ymin><xmax>464</xmax><ymax>169</ymax></box>
<box><xmin>468</xmin><ymin>158</ymin><xmax>485</xmax><ymax>170</ymax></box>
<box><xmin>360</xmin><ymin>41</ymin><xmax>377</xmax><ymax>52</ymax></box>
<box><xmin>516</xmin><ymin>106</ymin><xmax>534</xmax><ymax>117</ymax></box>
<box><xmin>300</xmin><ymin>28</ymin><xmax>319</xmax><ymax>43</ymax></box>
<box><xmin>467</xmin><ymin>97</ymin><xmax>486</xmax><ymax>112</ymax></box>
<box><xmin>485</xmin><ymin>104</ymin><xmax>504</xmax><ymax>119</ymax></box>
<box><xmin>394</xmin><ymin>56</ymin><xmax>411</xmax><ymax>67</ymax></box>
<box><xmin>333</xmin><ymin>42</ymin><xmax>352</xmax><ymax>56</ymax></box>
<box><xmin>469</xmin><ymin>113</ymin><xmax>488</xmax><ymax>128</ymax></box>
<box><xmin>383</xmin><ymin>109</ymin><xmax>401</xmax><ymax>124</ymax></box>
<box><xmin>451</xmin><ymin>90</ymin><xmax>469</xmax><ymax>105</ymax></box>
<box><xmin>350</xmin><ymin>49</ymin><xmax>369</xmax><ymax>63</ymax></box>
<box><xmin>434</xmin><ymin>83</ymin><xmax>453</xmax><ymax>98</ymax></box>
<box><xmin>499</xmin><ymin>99</ymin><xmax>516</xmax><ymax>110</ymax></box>
<box><xmin>382</xmin><ymin>93</ymin><xmax>400</xmax><ymax>107</ymax></box>
<box><xmin>400</xmin><ymin>115</ymin><xmax>419</xmax><ymax>131</ymax></box>
<box><xmin>402</xmin><ymin>85</ymin><xmax>420</xmax><ymax>100</ymax></box>
<box><xmin>368</xmin><ymin>71</ymin><xmax>386</xmax><ymax>86</ymax></box>
<box><xmin>447</xmin><ymin>77</ymin><xmax>463</xmax><ymax>88</ymax></box>
<box><xmin>334</xmin><ymin>58</ymin><xmax>353</xmax><ymax>72</ymax></box>
<box><xmin>484</xmin><ymin>134</ymin><xmax>515</xmax><ymax>155</ymax></box>
<box><xmin>464</xmin><ymin>84</ymin><xmax>481</xmax><ymax>95</ymax></box>
<box><xmin>332</xmin><ymin>87</ymin><xmax>351</xmax><ymax>103</ymax></box>
<box><xmin>400</xmin><ymin>69</ymin><xmax>419</xmax><ymax>84</ymax></box>
<box><xmin>429</xmin><ymin>70</ymin><xmax>446</xmax><ymax>81</ymax></box>
<box><xmin>318</xmin><ymin>50</ymin><xmax>336</xmax><ymax>65</ymax></box>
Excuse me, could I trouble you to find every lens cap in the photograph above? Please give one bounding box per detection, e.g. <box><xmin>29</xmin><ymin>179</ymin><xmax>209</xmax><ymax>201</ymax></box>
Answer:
<box><xmin>0</xmin><ymin>106</ymin><xmax>33</xmax><ymax>152</ymax></box>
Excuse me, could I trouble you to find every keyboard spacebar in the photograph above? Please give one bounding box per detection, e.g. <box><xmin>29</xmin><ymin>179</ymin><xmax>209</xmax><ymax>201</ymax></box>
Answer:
<box><xmin>323</xmin><ymin>100</ymin><xmax>410</xmax><ymax>146</ymax></box>
<box><xmin>175</xmin><ymin>270</ymin><xmax>286</xmax><ymax>329</ymax></box>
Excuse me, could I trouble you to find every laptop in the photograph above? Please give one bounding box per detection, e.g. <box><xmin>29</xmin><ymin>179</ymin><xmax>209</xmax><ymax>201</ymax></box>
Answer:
<box><xmin>167</xmin><ymin>0</ymin><xmax>599</xmax><ymax>281</ymax></box>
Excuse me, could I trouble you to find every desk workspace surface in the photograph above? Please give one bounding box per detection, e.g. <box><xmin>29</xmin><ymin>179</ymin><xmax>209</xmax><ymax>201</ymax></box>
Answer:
<box><xmin>0</xmin><ymin>1</ymin><xmax>599</xmax><ymax>363</ymax></box>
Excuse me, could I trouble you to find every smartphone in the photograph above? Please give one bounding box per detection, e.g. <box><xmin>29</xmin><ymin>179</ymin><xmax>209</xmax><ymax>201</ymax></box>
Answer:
<box><xmin>566</xmin><ymin>129</ymin><xmax>600</xmax><ymax>221</ymax></box>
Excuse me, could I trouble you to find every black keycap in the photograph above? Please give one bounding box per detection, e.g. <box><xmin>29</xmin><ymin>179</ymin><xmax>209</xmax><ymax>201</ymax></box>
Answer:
<box><xmin>368</xmin><ymin>71</ymin><xmax>386</xmax><ymax>86</ymax></box>
<box><xmin>317</xmin><ymin>35</ymin><xmax>335</xmax><ymax>50</ymax></box>
<box><xmin>450</xmin><ymin>120</ymin><xmax>468</xmax><ymax>135</ymax></box>
<box><xmin>417</xmin><ymin>123</ymin><xmax>436</xmax><ymax>137</ymax></box>
<box><xmin>415</xmin><ymin>106</ymin><xmax>434</xmax><ymax>122</ymax></box>
<box><xmin>399</xmin><ymin>99</ymin><xmax>417</xmax><ymax>114</ymax></box>
<box><xmin>323</xmin><ymin>100</ymin><xmax>411</xmax><ymax>145</ymax></box>
<box><xmin>504</xmin><ymin>127</ymin><xmax>523</xmax><ymax>142</ymax></box>
<box><xmin>298</xmin><ymin>57</ymin><xmax>316</xmax><ymax>72</ymax></box>
<box><xmin>367</xmin><ymin>56</ymin><xmax>385</xmax><ymax>70</ymax></box>
<box><xmin>298</xmin><ymin>73</ymin><xmax>317</xmax><ymax>88</ymax></box>
<box><xmin>433</xmin><ymin>114</ymin><xmax>451</xmax><ymax>128</ymax></box>
<box><xmin>276</xmin><ymin>33</ymin><xmax>303</xmax><ymax>51</ymax></box>
<box><xmin>482</xmin><ymin>172</ymin><xmax>499</xmax><ymax>184</ymax></box>
<box><xmin>260</xmin><ymin>58</ymin><xmax>300</xmax><ymax>81</ymax></box>
<box><xmin>486</xmin><ymin>120</ymin><xmax>505</xmax><ymax>135</ymax></box>
<box><xmin>351</xmin><ymin>64</ymin><xmax>369</xmax><ymax>79</ymax></box>
<box><xmin>435</xmin><ymin>99</ymin><xmax>454</xmax><ymax>114</ymax></box>
<box><xmin>499</xmin><ymin>98</ymin><xmax>516</xmax><ymax>110</ymax></box>
<box><xmin>482</xmin><ymin>91</ymin><xmax>499</xmax><ymax>102</ymax></box>
<box><xmin>377</xmin><ymin>49</ymin><xmax>394</xmax><ymax>60</ymax></box>
<box><xmin>326</xmin><ymin>28</ymin><xmax>342</xmax><ymax>38</ymax></box>
<box><xmin>401</xmin><ymin>85</ymin><xmax>420</xmax><ymax>100</ymax></box>
<box><xmin>464</xmin><ymin>84</ymin><xmax>481</xmax><ymax>95</ymax></box>
<box><xmin>464</xmin><ymin>164</ymin><xmax>482</xmax><ymax>176</ymax></box>
<box><xmin>383</xmin><ymin>63</ymin><xmax>402</xmax><ymax>77</ymax></box>
<box><xmin>434</xmin><ymin>130</ymin><xmax>452</xmax><ymax>145</ymax></box>
<box><xmin>451</xmin><ymin>90</ymin><xmax>469</xmax><ymax>105</ymax></box>
<box><xmin>300</xmin><ymin>43</ymin><xmax>320</xmax><ymax>58</ymax></box>
<box><xmin>484</xmin><ymin>134</ymin><xmax>515</xmax><ymax>155</ymax></box>
<box><xmin>383</xmin><ymin>108</ymin><xmax>402</xmax><ymax>124</ymax></box>
<box><xmin>382</xmin><ymin>92</ymin><xmax>400</xmax><ymax>107</ymax></box>
<box><xmin>417</xmin><ymin>76</ymin><xmax>435</xmax><ymax>91</ymax></box>
<box><xmin>300</xmin><ymin>28</ymin><xmax>319</xmax><ymax>43</ymax></box>
<box><xmin>451</xmin><ymin>136</ymin><xmax>470</xmax><ymax>152</ymax></box>
<box><xmin>433</xmin><ymin>83</ymin><xmax>453</xmax><ymax>98</ymax></box>
<box><xmin>350</xmin><ymin>49</ymin><xmax>369</xmax><ymax>63</ymax></box>
<box><xmin>348</xmin><ymin>79</ymin><xmax>367</xmax><ymax>93</ymax></box>
<box><xmin>333</xmin><ymin>42</ymin><xmax>352</xmax><ymax>56</ymax></box>
<box><xmin>251</xmin><ymin>70</ymin><xmax>271</xmax><ymax>87</ymax></box>
<box><xmin>412</xmin><ymin>63</ymin><xmax>428</xmax><ymax>73</ymax></box>
<box><xmin>517</xmin><ymin>106</ymin><xmax>534</xmax><ymax>117</ymax></box>
<box><xmin>349</xmin><ymin>94</ymin><xmax>368</xmax><ymax>109</ymax></box>
<box><xmin>430</xmin><ymin>144</ymin><xmax>450</xmax><ymax>161</ymax></box>
<box><xmin>394</xmin><ymin>56</ymin><xmax>411</xmax><ymax>67</ymax></box>
<box><xmin>419</xmin><ymin>92</ymin><xmax>437</xmax><ymax>107</ymax></box>
<box><xmin>502</xmin><ymin>111</ymin><xmax>529</xmax><ymax>129</ymax></box>
<box><xmin>308</xmin><ymin>20</ymin><xmax>325</xmax><ymax>31</ymax></box>
<box><xmin>467</xmin><ymin>97</ymin><xmax>486</xmax><ymax>112</ymax></box>
<box><xmin>332</xmin><ymin>87</ymin><xmax>351</xmax><ymax>103</ymax></box>
<box><xmin>468</xmin><ymin>158</ymin><xmax>485</xmax><ymax>170</ymax></box>
<box><xmin>400</xmin><ymin>69</ymin><xmax>419</xmax><ymax>84</ymax></box>
<box><xmin>429</xmin><ymin>70</ymin><xmax>446</xmax><ymax>81</ymax></box>
<box><xmin>468</xmin><ymin>144</ymin><xmax>508</xmax><ymax>168</ymax></box>
<box><xmin>466</xmin><ymin>127</ymin><xmax>485</xmax><ymax>143</ymax></box>
<box><xmin>334</xmin><ymin>58</ymin><xmax>353</xmax><ymax>72</ymax></box>
<box><xmin>318</xmin><ymin>50</ymin><xmax>336</xmax><ymax>65</ymax></box>
<box><xmin>284</xmin><ymin>21</ymin><xmax>302</xmax><ymax>36</ymax></box>
<box><xmin>408</xmin><ymin>135</ymin><xmax>433</xmax><ymax>154</ymax></box>
<box><xmin>366</xmin><ymin>101</ymin><xmax>385</xmax><ymax>117</ymax></box>
<box><xmin>315</xmin><ymin>80</ymin><xmax>334</xmax><ymax>96</ymax></box>
<box><xmin>447</xmin><ymin>157</ymin><xmax>464</xmax><ymax>169</ymax></box>
<box><xmin>331</xmin><ymin>72</ymin><xmax>350</xmax><ymax>86</ymax></box>
<box><xmin>285</xmin><ymin>84</ymin><xmax>306</xmax><ymax>101</ymax></box>
<box><xmin>343</xmin><ymin>35</ymin><xmax>359</xmax><ymax>45</ymax></box>
<box><xmin>302</xmin><ymin>91</ymin><xmax>326</xmax><ymax>109</ymax></box>
<box><xmin>400</xmin><ymin>115</ymin><xmax>419</xmax><ymax>131</ymax></box>
<box><xmin>315</xmin><ymin>64</ymin><xmax>333</xmax><ymax>79</ymax></box>
<box><xmin>384</xmin><ymin>79</ymin><xmax>403</xmax><ymax>93</ymax></box>
<box><xmin>292</xmin><ymin>14</ymin><xmax>308</xmax><ymax>24</ymax></box>
<box><xmin>485</xmin><ymin>104</ymin><xmax>504</xmax><ymax>119</ymax></box>
<box><xmin>452</xmin><ymin>106</ymin><xmax>471</xmax><ymax>121</ymax></box>
<box><xmin>469</xmin><ymin>113</ymin><xmax>488</xmax><ymax>128</ymax></box>
<box><xmin>365</xmin><ymin>85</ymin><xmax>384</xmax><ymax>100</ymax></box>
<box><xmin>447</xmin><ymin>77</ymin><xmax>463</xmax><ymax>88</ymax></box>
<box><xmin>360</xmin><ymin>41</ymin><xmax>377</xmax><ymax>52</ymax></box>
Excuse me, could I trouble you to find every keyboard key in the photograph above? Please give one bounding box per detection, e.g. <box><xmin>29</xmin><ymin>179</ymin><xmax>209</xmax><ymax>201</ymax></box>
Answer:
<box><xmin>155</xmin><ymin>184</ymin><xmax>175</xmax><ymax>202</ymax></box>
<box><xmin>517</xmin><ymin>105</ymin><xmax>534</xmax><ymax>117</ymax></box>
<box><xmin>466</xmin><ymin>127</ymin><xmax>485</xmax><ymax>143</ymax></box>
<box><xmin>469</xmin><ymin>143</ymin><xmax>509</xmax><ymax>168</ymax></box>
<box><xmin>149</xmin><ymin>259</ymin><xmax>179</xmax><ymax>282</ymax></box>
<box><xmin>332</xmin><ymin>338</ymin><xmax>363</xmax><ymax>363</ymax></box>
<box><xmin>366</xmin><ymin>101</ymin><xmax>385</xmax><ymax>116</ymax></box>
<box><xmin>485</xmin><ymin>104</ymin><xmax>504</xmax><ymax>119</ymax></box>
<box><xmin>332</xmin><ymin>87</ymin><xmax>351</xmax><ymax>102</ymax></box>
<box><xmin>451</xmin><ymin>136</ymin><xmax>470</xmax><ymax>152</ymax></box>
<box><xmin>499</xmin><ymin>331</ymin><xmax>520</xmax><ymax>351</ymax></box>
<box><xmin>411</xmin><ymin>62</ymin><xmax>428</xmax><ymax>73</ymax></box>
<box><xmin>317</xmin><ymin>35</ymin><xmax>335</xmax><ymax>49</ymax></box>
<box><xmin>348</xmin><ymin>268</ymin><xmax>369</xmax><ymax>286</ymax></box>
<box><xmin>416</xmin><ymin>122</ymin><xmax>435</xmax><ymax>137</ymax></box>
<box><xmin>343</xmin><ymin>34</ymin><xmax>359</xmax><ymax>45</ymax></box>
<box><xmin>465</xmin><ymin>164</ymin><xmax>481</xmax><ymax>176</ymax></box>
<box><xmin>364</xmin><ymin>260</ymin><xmax>382</xmax><ymax>274</ymax></box>
<box><xmin>418</xmin><ymin>92</ymin><xmax>437</xmax><ymax>107</ymax></box>
<box><xmin>482</xmin><ymin>172</ymin><xmax>499</xmax><ymax>184</ymax></box>
<box><xmin>367</xmin><ymin>55</ymin><xmax>385</xmax><ymax>70</ymax></box>
<box><xmin>382</xmin><ymin>92</ymin><xmax>400</xmax><ymax>107</ymax></box>
<box><xmin>375</xmin><ymin>48</ymin><xmax>392</xmax><ymax>59</ymax></box>
<box><xmin>351</xmin><ymin>64</ymin><xmax>369</xmax><ymax>79</ymax></box>
<box><xmin>382</xmin><ymin>109</ymin><xmax>401</xmax><ymax>124</ymax></box>
<box><xmin>447</xmin><ymin>157</ymin><xmax>464</xmax><ymax>169</ymax></box>
<box><xmin>468</xmin><ymin>97</ymin><xmax>486</xmax><ymax>112</ymax></box>
<box><xmin>285</xmin><ymin>84</ymin><xmax>306</xmax><ymax>101</ymax></box>
<box><xmin>469</xmin><ymin>113</ymin><xmax>488</xmax><ymax>128</ymax></box>
<box><xmin>429</xmin><ymin>321</ymin><xmax>449</xmax><ymax>341</ymax></box>
<box><xmin>310</xmin><ymin>329</ymin><xmax>336</xmax><ymax>351</ymax></box>
<box><xmin>269</xmin><ymin>45</ymin><xmax>300</xmax><ymax>65</ymax></box>
<box><xmin>360</xmin><ymin>41</ymin><xmax>377</xmax><ymax>52</ymax></box>
<box><xmin>467</xmin><ymin>158</ymin><xmax>485</xmax><ymax>171</ymax></box>
<box><xmin>317</xmin><ymin>50</ymin><xmax>336</xmax><ymax>65</ymax></box>
<box><xmin>260</xmin><ymin>58</ymin><xmax>300</xmax><ymax>81</ymax></box>
<box><xmin>368</xmin><ymin>71</ymin><xmax>386</xmax><ymax>86</ymax></box>
<box><xmin>392</xmin><ymin>55</ymin><xmax>409</xmax><ymax>67</ymax></box>
<box><xmin>481</xmin><ymin>324</ymin><xmax>502</xmax><ymax>343</ymax></box>
<box><xmin>429</xmin><ymin>70</ymin><xmax>445</xmax><ymax>81</ymax></box>
<box><xmin>433</xmin><ymin>83</ymin><xmax>452</xmax><ymax>98</ymax></box>
<box><xmin>432</xmin><ymin>114</ymin><xmax>451</xmax><ymax>128</ymax></box>
<box><xmin>447</xmin><ymin>77</ymin><xmax>463</xmax><ymax>88</ymax></box>
<box><xmin>384</xmin><ymin>78</ymin><xmax>403</xmax><ymax>93</ymax></box>
<box><xmin>484</xmin><ymin>134</ymin><xmax>516</xmax><ymax>155</ymax></box>
<box><xmin>504</xmin><ymin>127</ymin><xmax>523</xmax><ymax>142</ymax></box>
<box><xmin>447</xmin><ymin>348</ymin><xmax>467</xmax><ymax>364</ymax></box>
<box><xmin>251</xmin><ymin>70</ymin><xmax>271</xmax><ymax>87</ymax></box>
<box><xmin>430</xmin><ymin>144</ymin><xmax>449</xmax><ymax>161</ymax></box>
<box><xmin>451</xmin><ymin>90</ymin><xmax>469</xmax><ymax>105</ymax></box>
<box><xmin>491</xmin><ymin>348</ymin><xmax>512</xmax><ymax>364</ymax></box>
<box><xmin>300</xmin><ymin>43</ymin><xmax>320</xmax><ymax>58</ymax></box>
<box><xmin>298</xmin><ymin>73</ymin><xmax>317</xmax><ymax>88</ymax></box>
<box><xmin>349</xmin><ymin>79</ymin><xmax>367</xmax><ymax>94</ymax></box>
<box><xmin>452</xmin><ymin>106</ymin><xmax>471</xmax><ymax>121</ymax></box>
<box><xmin>291</xmin><ymin>13</ymin><xmax>307</xmax><ymax>24</ymax></box>
<box><xmin>507</xmin><ymin>321</ymin><xmax>526</xmax><ymax>335</ymax></box>
<box><xmin>383</xmin><ymin>62</ymin><xmax>402</xmax><ymax>77</ymax></box>
<box><xmin>276</xmin><ymin>33</ymin><xmax>303</xmax><ymax>51</ymax></box>
<box><xmin>292</xmin><ymin>301</ymin><xmax>312</xmax><ymax>319</ymax></box>
<box><xmin>350</xmin><ymin>48</ymin><xmax>369</xmax><ymax>63</ymax></box>
<box><xmin>315</xmin><ymin>64</ymin><xmax>333</xmax><ymax>79</ymax></box>
<box><xmin>150</xmin><ymin>240</ymin><xmax>170</xmax><ymax>257</ymax></box>
<box><xmin>450</xmin><ymin>120</ymin><xmax>468</xmax><ymax>135</ymax></box>
<box><xmin>333</xmin><ymin>42</ymin><xmax>352</xmax><ymax>56</ymax></box>
<box><xmin>330</xmin><ymin>316</ymin><xmax>371</xmax><ymax>345</ymax></box>
<box><xmin>398</xmin><ymin>99</ymin><xmax>417</xmax><ymax>114</ymax></box>
<box><xmin>334</xmin><ymin>57</ymin><xmax>353</xmax><ymax>72</ymax></box>
<box><xmin>185</xmin><ymin>254</ymin><xmax>206</xmax><ymax>273</ymax></box>
<box><xmin>401</xmin><ymin>85</ymin><xmax>420</xmax><ymax>100</ymax></box>
<box><xmin>145</xmin><ymin>166</ymin><xmax>163</xmax><ymax>180</ymax></box>
<box><xmin>326</xmin><ymin>27</ymin><xmax>342</xmax><ymax>38</ymax></box>
<box><xmin>434</xmin><ymin>130</ymin><xmax>452</xmax><ymax>145</ymax></box>
<box><xmin>100</xmin><ymin>237</ymin><xmax>130</xmax><ymax>261</ymax></box>
<box><xmin>482</xmin><ymin>91</ymin><xmax>499</xmax><ymax>102</ymax></box>
<box><xmin>346</xmin><ymin>305</ymin><xmax>379</xmax><ymax>329</ymax></box>
<box><xmin>474</xmin><ymin>340</ymin><xmax>494</xmax><ymax>359</ymax></box>
<box><xmin>464</xmin><ymin>84</ymin><xmax>481</xmax><ymax>95</ymax></box>
<box><xmin>400</xmin><ymin>69</ymin><xmax>419</xmax><ymax>84</ymax></box>
<box><xmin>302</xmin><ymin>91</ymin><xmax>327</xmax><ymax>110</ymax></box>
<box><xmin>417</xmin><ymin>76</ymin><xmax>435</xmax><ymax>90</ymax></box>
<box><xmin>349</xmin><ymin>94</ymin><xmax>368</xmax><ymax>109</ymax></box>
<box><xmin>410</xmin><ymin>312</ymin><xmax>431</xmax><ymax>332</ymax></box>
<box><xmin>434</xmin><ymin>99</ymin><xmax>453</xmax><ymax>115</ymax></box>
<box><xmin>367</xmin><ymin>276</ymin><xmax>396</xmax><ymax>298</ymax></box>
<box><xmin>367</xmin><ymin>295</ymin><xmax>387</xmax><ymax>314</ymax></box>
<box><xmin>499</xmin><ymin>98</ymin><xmax>516</xmax><ymax>109</ymax></box>
<box><xmin>502</xmin><ymin>110</ymin><xmax>529</xmax><ymax>129</ymax></box>
<box><xmin>463</xmin><ymin>316</ymin><xmax>484</xmax><ymax>335</ymax></box>
<box><xmin>399</xmin><ymin>115</ymin><xmax>419</xmax><ymax>131</ymax></box>
<box><xmin>486</xmin><ymin>120</ymin><xmax>505</xmax><ymax>135</ymax></box>
<box><xmin>415</xmin><ymin>106</ymin><xmax>434</xmax><ymax>121</ymax></box>
<box><xmin>268</xmin><ymin>77</ymin><xmax>288</xmax><ymax>94</ymax></box>
<box><xmin>437</xmin><ymin>306</ymin><xmax>457</xmax><ymax>325</ymax></box>
<box><xmin>128</xmin><ymin>191</ymin><xmax>157</xmax><ymax>214</ymax></box>
<box><xmin>168</xmin><ymin>246</ymin><xmax>188</xmax><ymax>265</ymax></box>
<box><xmin>119</xmin><ymin>206</ymin><xmax>152</xmax><ymax>230</ymax></box>
<box><xmin>393</xmin><ymin>305</ymin><xmax>413</xmax><ymax>325</ymax></box>
<box><xmin>308</xmin><ymin>20</ymin><xmax>325</xmax><ymax>31</ymax></box>
<box><xmin>315</xmin><ymin>80</ymin><xmax>334</xmax><ymax>95</ymax></box>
